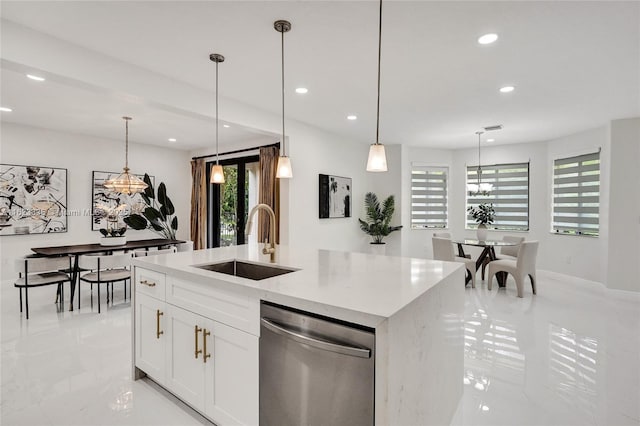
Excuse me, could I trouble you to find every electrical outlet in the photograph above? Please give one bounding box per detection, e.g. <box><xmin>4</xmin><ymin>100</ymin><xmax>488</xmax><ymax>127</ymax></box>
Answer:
<box><xmin>566</xmin><ymin>256</ymin><xmax>572</xmax><ymax>264</ymax></box>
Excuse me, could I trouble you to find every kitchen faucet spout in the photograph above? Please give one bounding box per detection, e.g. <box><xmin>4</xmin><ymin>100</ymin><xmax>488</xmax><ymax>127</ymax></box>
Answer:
<box><xmin>245</xmin><ymin>203</ymin><xmax>277</xmax><ymax>263</ymax></box>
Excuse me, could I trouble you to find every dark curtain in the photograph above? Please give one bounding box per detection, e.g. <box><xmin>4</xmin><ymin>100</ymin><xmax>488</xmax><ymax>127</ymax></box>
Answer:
<box><xmin>190</xmin><ymin>159</ymin><xmax>207</xmax><ymax>250</ymax></box>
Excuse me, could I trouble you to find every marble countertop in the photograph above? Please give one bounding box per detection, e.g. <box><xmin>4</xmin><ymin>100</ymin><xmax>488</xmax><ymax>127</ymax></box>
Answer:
<box><xmin>133</xmin><ymin>244</ymin><xmax>463</xmax><ymax>327</ymax></box>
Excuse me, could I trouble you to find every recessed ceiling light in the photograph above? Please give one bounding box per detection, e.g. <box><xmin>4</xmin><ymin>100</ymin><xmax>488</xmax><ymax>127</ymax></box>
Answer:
<box><xmin>487</xmin><ymin>138</ymin><xmax>495</xmax><ymax>142</ymax></box>
<box><xmin>499</xmin><ymin>86</ymin><xmax>515</xmax><ymax>93</ymax></box>
<box><xmin>0</xmin><ymin>107</ymin><xmax>13</xmax><ymax>112</ymax></box>
<box><xmin>347</xmin><ymin>115</ymin><xmax>357</xmax><ymax>120</ymax></box>
<box><xmin>168</xmin><ymin>138</ymin><xmax>177</xmax><ymax>142</ymax></box>
<box><xmin>295</xmin><ymin>87</ymin><xmax>308</xmax><ymax>94</ymax></box>
<box><xmin>478</xmin><ymin>33</ymin><xmax>498</xmax><ymax>45</ymax></box>
<box><xmin>26</xmin><ymin>74</ymin><xmax>45</xmax><ymax>82</ymax></box>
<box><xmin>223</xmin><ymin>124</ymin><xmax>230</xmax><ymax>128</ymax></box>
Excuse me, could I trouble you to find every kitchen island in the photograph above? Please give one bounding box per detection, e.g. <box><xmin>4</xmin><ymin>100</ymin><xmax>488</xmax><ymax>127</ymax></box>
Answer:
<box><xmin>132</xmin><ymin>244</ymin><xmax>465</xmax><ymax>425</ymax></box>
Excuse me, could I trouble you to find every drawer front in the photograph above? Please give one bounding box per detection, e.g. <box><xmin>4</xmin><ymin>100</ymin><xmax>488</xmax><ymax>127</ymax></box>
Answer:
<box><xmin>167</xmin><ymin>277</ymin><xmax>259</xmax><ymax>336</ymax></box>
<box><xmin>136</xmin><ymin>267</ymin><xmax>166</xmax><ymax>300</ymax></box>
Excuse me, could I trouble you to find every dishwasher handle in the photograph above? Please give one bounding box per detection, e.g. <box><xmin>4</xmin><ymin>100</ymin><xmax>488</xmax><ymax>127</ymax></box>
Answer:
<box><xmin>261</xmin><ymin>317</ymin><xmax>371</xmax><ymax>359</ymax></box>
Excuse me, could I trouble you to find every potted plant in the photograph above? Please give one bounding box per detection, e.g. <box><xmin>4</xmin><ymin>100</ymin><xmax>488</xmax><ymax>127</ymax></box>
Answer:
<box><xmin>97</xmin><ymin>203</ymin><xmax>128</xmax><ymax>246</ymax></box>
<box><xmin>467</xmin><ymin>203</ymin><xmax>495</xmax><ymax>241</ymax></box>
<box><xmin>124</xmin><ymin>174</ymin><xmax>178</xmax><ymax>240</ymax></box>
<box><xmin>358</xmin><ymin>192</ymin><xmax>402</xmax><ymax>254</ymax></box>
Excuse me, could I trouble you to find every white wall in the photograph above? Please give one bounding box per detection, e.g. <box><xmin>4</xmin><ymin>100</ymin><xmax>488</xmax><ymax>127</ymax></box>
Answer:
<box><xmin>0</xmin><ymin>123</ymin><xmax>191</xmax><ymax>280</ymax></box>
<box><xmin>607</xmin><ymin>118</ymin><xmax>640</xmax><ymax>291</ymax></box>
<box><xmin>545</xmin><ymin>126</ymin><xmax>609</xmax><ymax>284</ymax></box>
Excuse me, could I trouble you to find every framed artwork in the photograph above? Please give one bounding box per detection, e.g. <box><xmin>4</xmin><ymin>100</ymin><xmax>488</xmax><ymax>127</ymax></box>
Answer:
<box><xmin>319</xmin><ymin>174</ymin><xmax>352</xmax><ymax>219</ymax></box>
<box><xmin>0</xmin><ymin>164</ymin><xmax>68</xmax><ymax>235</ymax></box>
<box><xmin>91</xmin><ymin>171</ymin><xmax>153</xmax><ymax>231</ymax></box>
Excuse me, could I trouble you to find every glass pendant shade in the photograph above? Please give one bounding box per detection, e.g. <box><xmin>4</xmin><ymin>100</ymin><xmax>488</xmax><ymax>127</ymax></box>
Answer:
<box><xmin>276</xmin><ymin>156</ymin><xmax>293</xmax><ymax>178</ymax></box>
<box><xmin>366</xmin><ymin>144</ymin><xmax>388</xmax><ymax>172</ymax></box>
<box><xmin>104</xmin><ymin>168</ymin><xmax>148</xmax><ymax>195</ymax></box>
<box><xmin>104</xmin><ymin>117</ymin><xmax>148</xmax><ymax>195</ymax></box>
<box><xmin>210</xmin><ymin>164</ymin><xmax>225</xmax><ymax>184</ymax></box>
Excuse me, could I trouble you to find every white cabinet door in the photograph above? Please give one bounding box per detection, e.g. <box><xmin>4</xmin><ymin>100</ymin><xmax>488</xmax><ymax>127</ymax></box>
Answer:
<box><xmin>205</xmin><ymin>321</ymin><xmax>259</xmax><ymax>426</ymax></box>
<box><xmin>135</xmin><ymin>293</ymin><xmax>166</xmax><ymax>385</ymax></box>
<box><xmin>165</xmin><ymin>305</ymin><xmax>211</xmax><ymax>411</ymax></box>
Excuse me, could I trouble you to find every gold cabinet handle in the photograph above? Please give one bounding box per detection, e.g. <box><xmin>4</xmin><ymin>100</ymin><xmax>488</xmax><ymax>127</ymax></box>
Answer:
<box><xmin>194</xmin><ymin>325</ymin><xmax>202</xmax><ymax>359</ymax></box>
<box><xmin>140</xmin><ymin>279</ymin><xmax>156</xmax><ymax>287</ymax></box>
<box><xmin>156</xmin><ymin>310</ymin><xmax>164</xmax><ymax>339</ymax></box>
<box><xmin>203</xmin><ymin>329</ymin><xmax>211</xmax><ymax>363</ymax></box>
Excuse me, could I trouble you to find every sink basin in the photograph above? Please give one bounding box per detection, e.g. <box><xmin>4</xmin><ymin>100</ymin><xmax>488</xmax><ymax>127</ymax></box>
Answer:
<box><xmin>194</xmin><ymin>260</ymin><xmax>297</xmax><ymax>281</ymax></box>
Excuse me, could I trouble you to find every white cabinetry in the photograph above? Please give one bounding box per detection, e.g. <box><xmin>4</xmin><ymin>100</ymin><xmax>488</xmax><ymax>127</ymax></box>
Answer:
<box><xmin>135</xmin><ymin>293</ymin><xmax>166</xmax><ymax>385</ymax></box>
<box><xmin>133</xmin><ymin>267</ymin><xmax>259</xmax><ymax>426</ymax></box>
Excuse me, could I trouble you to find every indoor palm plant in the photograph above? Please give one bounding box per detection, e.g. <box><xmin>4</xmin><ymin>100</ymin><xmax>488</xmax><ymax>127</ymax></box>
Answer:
<box><xmin>124</xmin><ymin>174</ymin><xmax>178</xmax><ymax>239</ymax></box>
<box><xmin>358</xmin><ymin>192</ymin><xmax>402</xmax><ymax>251</ymax></box>
<box><xmin>467</xmin><ymin>203</ymin><xmax>495</xmax><ymax>241</ymax></box>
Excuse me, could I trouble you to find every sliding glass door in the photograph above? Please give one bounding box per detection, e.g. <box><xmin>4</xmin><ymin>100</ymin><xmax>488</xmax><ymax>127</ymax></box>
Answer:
<box><xmin>206</xmin><ymin>155</ymin><xmax>259</xmax><ymax>248</ymax></box>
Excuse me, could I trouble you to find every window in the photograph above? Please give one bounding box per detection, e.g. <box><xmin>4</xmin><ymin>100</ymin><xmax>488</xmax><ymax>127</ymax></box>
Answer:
<box><xmin>411</xmin><ymin>166</ymin><xmax>448</xmax><ymax>229</ymax></box>
<box><xmin>466</xmin><ymin>162</ymin><xmax>529</xmax><ymax>231</ymax></box>
<box><xmin>552</xmin><ymin>151</ymin><xmax>600</xmax><ymax>236</ymax></box>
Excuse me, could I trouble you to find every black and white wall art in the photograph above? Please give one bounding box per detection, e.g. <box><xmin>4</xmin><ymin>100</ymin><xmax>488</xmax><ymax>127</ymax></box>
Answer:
<box><xmin>319</xmin><ymin>174</ymin><xmax>351</xmax><ymax>219</ymax></box>
<box><xmin>91</xmin><ymin>171</ymin><xmax>153</xmax><ymax>231</ymax></box>
<box><xmin>0</xmin><ymin>164</ymin><xmax>68</xmax><ymax>235</ymax></box>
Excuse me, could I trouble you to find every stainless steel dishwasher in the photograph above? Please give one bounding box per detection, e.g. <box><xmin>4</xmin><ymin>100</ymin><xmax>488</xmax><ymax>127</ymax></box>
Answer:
<box><xmin>260</xmin><ymin>302</ymin><xmax>375</xmax><ymax>426</ymax></box>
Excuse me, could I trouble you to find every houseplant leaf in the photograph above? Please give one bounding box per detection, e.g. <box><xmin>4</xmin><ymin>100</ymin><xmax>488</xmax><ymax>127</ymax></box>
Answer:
<box><xmin>124</xmin><ymin>214</ymin><xmax>148</xmax><ymax>230</ymax></box>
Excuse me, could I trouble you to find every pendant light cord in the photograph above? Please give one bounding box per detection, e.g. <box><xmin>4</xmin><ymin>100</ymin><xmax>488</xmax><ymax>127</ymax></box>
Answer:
<box><xmin>124</xmin><ymin>117</ymin><xmax>130</xmax><ymax>171</ymax></box>
<box><xmin>375</xmin><ymin>0</ymin><xmax>382</xmax><ymax>145</ymax></box>
<box><xmin>281</xmin><ymin>29</ymin><xmax>286</xmax><ymax>156</ymax></box>
<box><xmin>216</xmin><ymin>60</ymin><xmax>219</xmax><ymax>165</ymax></box>
<box><xmin>477</xmin><ymin>131</ymin><xmax>483</xmax><ymax>185</ymax></box>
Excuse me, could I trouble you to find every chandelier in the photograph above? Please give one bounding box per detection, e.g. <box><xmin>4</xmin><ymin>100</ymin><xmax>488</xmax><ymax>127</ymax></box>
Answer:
<box><xmin>467</xmin><ymin>131</ymin><xmax>493</xmax><ymax>196</ymax></box>
<box><xmin>104</xmin><ymin>117</ymin><xmax>148</xmax><ymax>195</ymax></box>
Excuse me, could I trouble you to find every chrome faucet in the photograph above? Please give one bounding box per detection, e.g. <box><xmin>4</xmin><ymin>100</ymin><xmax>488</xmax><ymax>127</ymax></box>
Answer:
<box><xmin>245</xmin><ymin>203</ymin><xmax>277</xmax><ymax>263</ymax></box>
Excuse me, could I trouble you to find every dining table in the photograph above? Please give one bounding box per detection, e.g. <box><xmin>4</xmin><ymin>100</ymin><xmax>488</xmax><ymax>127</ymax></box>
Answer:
<box><xmin>451</xmin><ymin>239</ymin><xmax>517</xmax><ymax>287</ymax></box>
<box><xmin>31</xmin><ymin>238</ymin><xmax>185</xmax><ymax>311</ymax></box>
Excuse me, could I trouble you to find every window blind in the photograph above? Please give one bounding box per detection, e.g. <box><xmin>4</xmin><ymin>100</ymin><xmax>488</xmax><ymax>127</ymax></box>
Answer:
<box><xmin>411</xmin><ymin>166</ymin><xmax>448</xmax><ymax>229</ymax></box>
<box><xmin>466</xmin><ymin>162</ymin><xmax>529</xmax><ymax>231</ymax></box>
<box><xmin>553</xmin><ymin>151</ymin><xmax>600</xmax><ymax>236</ymax></box>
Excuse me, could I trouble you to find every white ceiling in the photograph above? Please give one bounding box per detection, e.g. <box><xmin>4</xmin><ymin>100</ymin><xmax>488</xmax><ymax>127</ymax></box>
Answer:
<box><xmin>1</xmin><ymin>1</ymin><xmax>638</xmax><ymax>151</ymax></box>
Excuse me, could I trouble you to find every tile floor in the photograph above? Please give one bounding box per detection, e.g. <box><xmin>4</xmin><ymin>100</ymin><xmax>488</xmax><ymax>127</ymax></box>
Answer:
<box><xmin>1</xmin><ymin>271</ymin><xmax>639</xmax><ymax>425</ymax></box>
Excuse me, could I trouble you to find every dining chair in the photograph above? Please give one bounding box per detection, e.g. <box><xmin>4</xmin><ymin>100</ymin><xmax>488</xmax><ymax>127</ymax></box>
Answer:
<box><xmin>432</xmin><ymin>237</ymin><xmax>477</xmax><ymax>288</ymax></box>
<box><xmin>78</xmin><ymin>253</ymin><xmax>133</xmax><ymax>313</ymax></box>
<box><xmin>14</xmin><ymin>255</ymin><xmax>73</xmax><ymax>319</ymax></box>
<box><xmin>481</xmin><ymin>235</ymin><xmax>525</xmax><ymax>279</ymax></box>
<box><xmin>176</xmin><ymin>240</ymin><xmax>194</xmax><ymax>252</ymax></box>
<box><xmin>487</xmin><ymin>241</ymin><xmax>539</xmax><ymax>298</ymax></box>
<box><xmin>433</xmin><ymin>232</ymin><xmax>451</xmax><ymax>238</ymax></box>
<box><xmin>133</xmin><ymin>246</ymin><xmax>177</xmax><ymax>257</ymax></box>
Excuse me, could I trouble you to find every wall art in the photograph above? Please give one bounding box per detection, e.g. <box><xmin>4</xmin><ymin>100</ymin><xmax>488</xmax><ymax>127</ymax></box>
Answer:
<box><xmin>319</xmin><ymin>174</ymin><xmax>351</xmax><ymax>219</ymax></box>
<box><xmin>0</xmin><ymin>164</ymin><xmax>68</xmax><ymax>235</ymax></box>
<box><xmin>91</xmin><ymin>171</ymin><xmax>154</xmax><ymax>231</ymax></box>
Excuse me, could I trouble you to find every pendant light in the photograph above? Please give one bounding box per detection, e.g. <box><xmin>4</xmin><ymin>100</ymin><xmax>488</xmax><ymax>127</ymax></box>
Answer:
<box><xmin>366</xmin><ymin>0</ymin><xmax>388</xmax><ymax>172</ymax></box>
<box><xmin>467</xmin><ymin>131</ymin><xmax>493</xmax><ymax>196</ymax></box>
<box><xmin>274</xmin><ymin>20</ymin><xmax>293</xmax><ymax>179</ymax></box>
<box><xmin>104</xmin><ymin>117</ymin><xmax>148</xmax><ymax>195</ymax></box>
<box><xmin>209</xmin><ymin>53</ymin><xmax>225</xmax><ymax>184</ymax></box>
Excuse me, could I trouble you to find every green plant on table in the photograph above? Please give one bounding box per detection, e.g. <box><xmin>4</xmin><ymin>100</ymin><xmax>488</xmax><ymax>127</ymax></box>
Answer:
<box><xmin>124</xmin><ymin>174</ymin><xmax>178</xmax><ymax>239</ymax></box>
<box><xmin>358</xmin><ymin>192</ymin><xmax>403</xmax><ymax>244</ymax></box>
<box><xmin>467</xmin><ymin>203</ymin><xmax>495</xmax><ymax>226</ymax></box>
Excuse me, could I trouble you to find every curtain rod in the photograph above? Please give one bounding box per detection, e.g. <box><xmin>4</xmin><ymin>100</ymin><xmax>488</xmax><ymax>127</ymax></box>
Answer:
<box><xmin>191</xmin><ymin>142</ymin><xmax>280</xmax><ymax>161</ymax></box>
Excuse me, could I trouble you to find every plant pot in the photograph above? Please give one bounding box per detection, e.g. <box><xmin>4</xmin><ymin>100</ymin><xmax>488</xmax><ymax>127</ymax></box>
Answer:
<box><xmin>476</xmin><ymin>224</ymin><xmax>488</xmax><ymax>241</ymax></box>
<box><xmin>100</xmin><ymin>236</ymin><xmax>127</xmax><ymax>246</ymax></box>
<box><xmin>370</xmin><ymin>242</ymin><xmax>386</xmax><ymax>256</ymax></box>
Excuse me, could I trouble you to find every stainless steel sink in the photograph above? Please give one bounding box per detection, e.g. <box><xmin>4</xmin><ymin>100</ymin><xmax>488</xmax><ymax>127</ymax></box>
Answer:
<box><xmin>194</xmin><ymin>260</ymin><xmax>297</xmax><ymax>281</ymax></box>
